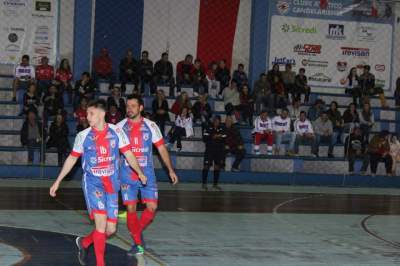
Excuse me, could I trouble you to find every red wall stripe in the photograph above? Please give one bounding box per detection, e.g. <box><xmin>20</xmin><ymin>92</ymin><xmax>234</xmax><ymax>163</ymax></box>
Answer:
<box><xmin>196</xmin><ymin>0</ymin><xmax>240</xmax><ymax>69</ymax></box>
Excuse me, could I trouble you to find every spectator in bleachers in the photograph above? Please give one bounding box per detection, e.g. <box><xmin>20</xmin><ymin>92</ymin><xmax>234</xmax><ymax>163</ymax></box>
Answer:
<box><xmin>216</xmin><ymin>59</ymin><xmax>231</xmax><ymax>96</ymax></box>
<box><xmin>153</xmin><ymin>52</ymin><xmax>174</xmax><ymax>95</ymax></box>
<box><xmin>20</xmin><ymin>109</ymin><xmax>45</xmax><ymax>164</ymax></box>
<box><xmin>314</xmin><ymin>112</ymin><xmax>335</xmax><ymax>158</ymax></box>
<box><xmin>294</xmin><ymin>68</ymin><xmax>311</xmax><ymax>103</ymax></box>
<box><xmin>55</xmin><ymin>58</ymin><xmax>73</xmax><ymax>104</ymax></box>
<box><xmin>176</xmin><ymin>54</ymin><xmax>194</xmax><ymax>92</ymax></box>
<box><xmin>344</xmin><ymin>126</ymin><xmax>368</xmax><ymax>175</ymax></box>
<box><xmin>294</xmin><ymin>111</ymin><xmax>317</xmax><ymax>157</ymax></box>
<box><xmin>253</xmin><ymin>110</ymin><xmax>273</xmax><ymax>155</ymax></box>
<box><xmin>307</xmin><ymin>99</ymin><xmax>325</xmax><ymax>122</ymax></box>
<box><xmin>389</xmin><ymin>134</ymin><xmax>400</xmax><ymax>175</ymax></box>
<box><xmin>359</xmin><ymin>103</ymin><xmax>375</xmax><ymax>143</ymax></box>
<box><xmin>138</xmin><ymin>51</ymin><xmax>154</xmax><ymax>95</ymax></box>
<box><xmin>281</xmin><ymin>63</ymin><xmax>296</xmax><ymax>102</ymax></box>
<box><xmin>107</xmin><ymin>85</ymin><xmax>126</xmax><ymax>117</ymax></box>
<box><xmin>206</xmin><ymin>61</ymin><xmax>219</xmax><ymax>97</ymax></box>
<box><xmin>267</xmin><ymin>63</ymin><xmax>284</xmax><ymax>108</ymax></box>
<box><xmin>389</xmin><ymin>134</ymin><xmax>400</xmax><ymax>176</ymax></box>
<box><xmin>238</xmin><ymin>84</ymin><xmax>253</xmax><ymax>126</ymax></box>
<box><xmin>252</xmin><ymin>73</ymin><xmax>273</xmax><ymax>114</ymax></box>
<box><xmin>93</xmin><ymin>47</ymin><xmax>113</xmax><ymax>82</ymax></box>
<box><xmin>202</xmin><ymin>115</ymin><xmax>226</xmax><ymax>191</ymax></box>
<box><xmin>358</xmin><ymin>65</ymin><xmax>387</xmax><ymax>108</ymax></box>
<box><xmin>151</xmin><ymin>89</ymin><xmax>169</xmax><ymax>136</ymax></box>
<box><xmin>73</xmin><ymin>72</ymin><xmax>95</xmax><ymax>106</ymax></box>
<box><xmin>106</xmin><ymin>104</ymin><xmax>122</xmax><ymax>125</ymax></box>
<box><xmin>272</xmin><ymin>109</ymin><xmax>295</xmax><ymax>156</ymax></box>
<box><xmin>21</xmin><ymin>83</ymin><xmax>40</xmax><ymax>116</ymax></box>
<box><xmin>232</xmin><ymin>63</ymin><xmax>248</xmax><ymax>89</ymax></box>
<box><xmin>43</xmin><ymin>85</ymin><xmax>63</xmax><ymax>120</ymax></box>
<box><xmin>343</xmin><ymin>67</ymin><xmax>361</xmax><ymax>106</ymax></box>
<box><xmin>171</xmin><ymin>91</ymin><xmax>192</xmax><ymax>116</ymax></box>
<box><xmin>364</xmin><ymin>131</ymin><xmax>392</xmax><ymax>176</ymax></box>
<box><xmin>224</xmin><ymin>116</ymin><xmax>245</xmax><ymax>171</ymax></box>
<box><xmin>12</xmin><ymin>54</ymin><xmax>35</xmax><ymax>102</ymax></box>
<box><xmin>46</xmin><ymin>113</ymin><xmax>70</xmax><ymax>166</ymax></box>
<box><xmin>35</xmin><ymin>56</ymin><xmax>54</xmax><ymax>96</ymax></box>
<box><xmin>327</xmin><ymin>101</ymin><xmax>343</xmax><ymax>144</ymax></box>
<box><xmin>342</xmin><ymin>103</ymin><xmax>360</xmax><ymax>135</ymax></box>
<box><xmin>192</xmin><ymin>94</ymin><xmax>212</xmax><ymax>126</ymax></box>
<box><xmin>119</xmin><ymin>49</ymin><xmax>139</xmax><ymax>93</ymax></box>
<box><xmin>168</xmin><ymin>107</ymin><xmax>193</xmax><ymax>151</ymax></box>
<box><xmin>191</xmin><ymin>59</ymin><xmax>208</xmax><ymax>95</ymax></box>
<box><xmin>222</xmin><ymin>80</ymin><xmax>240</xmax><ymax>122</ymax></box>
<box><xmin>287</xmin><ymin>98</ymin><xmax>304</xmax><ymax>124</ymax></box>
<box><xmin>74</xmin><ymin>97</ymin><xmax>88</xmax><ymax>133</ymax></box>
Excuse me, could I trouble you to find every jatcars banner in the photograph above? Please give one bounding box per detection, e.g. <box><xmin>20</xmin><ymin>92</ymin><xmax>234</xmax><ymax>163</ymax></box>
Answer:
<box><xmin>0</xmin><ymin>0</ymin><xmax>59</xmax><ymax>65</ymax></box>
<box><xmin>268</xmin><ymin>0</ymin><xmax>394</xmax><ymax>90</ymax></box>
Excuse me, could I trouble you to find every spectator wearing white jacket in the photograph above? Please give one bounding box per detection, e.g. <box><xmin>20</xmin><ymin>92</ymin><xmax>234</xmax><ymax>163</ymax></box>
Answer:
<box><xmin>168</xmin><ymin>107</ymin><xmax>193</xmax><ymax>151</ymax></box>
<box><xmin>294</xmin><ymin>111</ymin><xmax>317</xmax><ymax>156</ymax></box>
<box><xmin>253</xmin><ymin>110</ymin><xmax>273</xmax><ymax>155</ymax></box>
<box><xmin>272</xmin><ymin>109</ymin><xmax>295</xmax><ymax>155</ymax></box>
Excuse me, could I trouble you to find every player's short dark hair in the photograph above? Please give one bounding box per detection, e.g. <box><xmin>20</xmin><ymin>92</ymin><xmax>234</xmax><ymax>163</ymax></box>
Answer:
<box><xmin>142</xmin><ymin>50</ymin><xmax>149</xmax><ymax>56</ymax></box>
<box><xmin>161</xmin><ymin>52</ymin><xmax>168</xmax><ymax>57</ymax></box>
<box><xmin>88</xmin><ymin>99</ymin><xmax>107</xmax><ymax>112</ymax></box>
<box><xmin>299</xmin><ymin>68</ymin><xmax>305</xmax><ymax>73</ymax></box>
<box><xmin>126</xmin><ymin>94</ymin><xmax>144</xmax><ymax>106</ymax></box>
<box><xmin>364</xmin><ymin>65</ymin><xmax>371</xmax><ymax>71</ymax></box>
<box><xmin>22</xmin><ymin>54</ymin><xmax>29</xmax><ymax>61</ymax></box>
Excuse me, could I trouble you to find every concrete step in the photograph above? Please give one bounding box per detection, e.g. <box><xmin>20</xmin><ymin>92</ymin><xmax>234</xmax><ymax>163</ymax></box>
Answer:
<box><xmin>0</xmin><ymin>76</ymin><xmax>13</xmax><ymax>88</ymax></box>
<box><xmin>314</xmin><ymin>93</ymin><xmax>395</xmax><ymax>108</ymax></box>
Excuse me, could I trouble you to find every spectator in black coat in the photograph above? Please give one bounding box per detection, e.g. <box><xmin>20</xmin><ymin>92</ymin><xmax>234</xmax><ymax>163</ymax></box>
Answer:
<box><xmin>20</xmin><ymin>110</ymin><xmax>46</xmax><ymax>164</ymax></box>
<box><xmin>119</xmin><ymin>49</ymin><xmax>139</xmax><ymax>93</ymax></box>
<box><xmin>153</xmin><ymin>52</ymin><xmax>174</xmax><ymax>95</ymax></box>
<box><xmin>344</xmin><ymin>127</ymin><xmax>368</xmax><ymax>174</ymax></box>
<box><xmin>192</xmin><ymin>94</ymin><xmax>212</xmax><ymax>126</ymax></box>
<box><xmin>224</xmin><ymin>116</ymin><xmax>245</xmax><ymax>172</ymax></box>
<box><xmin>139</xmin><ymin>50</ymin><xmax>154</xmax><ymax>95</ymax></box>
<box><xmin>21</xmin><ymin>83</ymin><xmax>40</xmax><ymax>116</ymax></box>
<box><xmin>215</xmin><ymin>60</ymin><xmax>231</xmax><ymax>96</ymax></box>
<box><xmin>151</xmin><ymin>89</ymin><xmax>169</xmax><ymax>136</ymax></box>
<box><xmin>43</xmin><ymin>84</ymin><xmax>64</xmax><ymax>123</ymax></box>
<box><xmin>73</xmin><ymin>72</ymin><xmax>95</xmax><ymax>107</ymax></box>
<box><xmin>47</xmin><ymin>113</ymin><xmax>70</xmax><ymax>166</ymax></box>
<box><xmin>107</xmin><ymin>85</ymin><xmax>126</xmax><ymax>117</ymax></box>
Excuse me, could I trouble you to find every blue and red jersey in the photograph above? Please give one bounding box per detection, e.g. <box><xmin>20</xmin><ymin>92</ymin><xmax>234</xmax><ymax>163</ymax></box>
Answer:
<box><xmin>117</xmin><ymin>118</ymin><xmax>164</xmax><ymax>186</ymax></box>
<box><xmin>70</xmin><ymin>124</ymin><xmax>131</xmax><ymax>193</ymax></box>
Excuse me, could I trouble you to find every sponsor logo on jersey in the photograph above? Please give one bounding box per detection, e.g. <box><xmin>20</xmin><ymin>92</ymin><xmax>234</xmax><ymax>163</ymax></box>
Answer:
<box><xmin>91</xmin><ymin>165</ymin><xmax>115</xmax><ymax>176</ymax></box>
<box><xmin>90</xmin><ymin>157</ymin><xmax>97</xmax><ymax>164</ymax></box>
<box><xmin>94</xmin><ymin>190</ymin><xmax>103</xmax><ymax>198</ymax></box>
<box><xmin>143</xmin><ymin>133</ymin><xmax>149</xmax><ymax>141</ymax></box>
<box><xmin>110</xmin><ymin>139</ymin><xmax>116</xmax><ymax>148</ymax></box>
<box><xmin>97</xmin><ymin>155</ymin><xmax>115</xmax><ymax>163</ymax></box>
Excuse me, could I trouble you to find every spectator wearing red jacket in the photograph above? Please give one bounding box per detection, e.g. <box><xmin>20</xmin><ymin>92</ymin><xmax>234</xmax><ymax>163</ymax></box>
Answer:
<box><xmin>55</xmin><ymin>59</ymin><xmax>73</xmax><ymax>104</ymax></box>
<box><xmin>93</xmin><ymin>47</ymin><xmax>114</xmax><ymax>81</ymax></box>
<box><xmin>171</xmin><ymin>91</ymin><xmax>192</xmax><ymax>116</ymax></box>
<box><xmin>74</xmin><ymin>97</ymin><xmax>88</xmax><ymax>133</ymax></box>
<box><xmin>35</xmin><ymin>56</ymin><xmax>54</xmax><ymax>96</ymax></box>
<box><xmin>176</xmin><ymin>54</ymin><xmax>194</xmax><ymax>92</ymax></box>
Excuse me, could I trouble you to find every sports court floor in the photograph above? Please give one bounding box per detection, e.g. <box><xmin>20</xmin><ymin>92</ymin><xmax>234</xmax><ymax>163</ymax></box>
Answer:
<box><xmin>0</xmin><ymin>179</ymin><xmax>399</xmax><ymax>266</ymax></box>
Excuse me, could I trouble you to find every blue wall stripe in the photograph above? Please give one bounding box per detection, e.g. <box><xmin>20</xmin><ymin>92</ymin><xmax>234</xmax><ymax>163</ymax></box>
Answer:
<box><xmin>93</xmin><ymin>0</ymin><xmax>144</xmax><ymax>77</ymax></box>
<box><xmin>73</xmin><ymin>0</ymin><xmax>93</xmax><ymax>80</ymax></box>
<box><xmin>248</xmin><ymin>0</ymin><xmax>269</xmax><ymax>88</ymax></box>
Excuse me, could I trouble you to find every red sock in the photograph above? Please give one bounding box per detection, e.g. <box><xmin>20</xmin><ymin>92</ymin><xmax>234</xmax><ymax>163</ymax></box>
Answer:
<box><xmin>93</xmin><ymin>230</ymin><xmax>106</xmax><ymax>266</ymax></box>
<box><xmin>140</xmin><ymin>209</ymin><xmax>156</xmax><ymax>231</ymax></box>
<box><xmin>81</xmin><ymin>231</ymin><xmax>94</xmax><ymax>249</ymax></box>
<box><xmin>127</xmin><ymin>211</ymin><xmax>142</xmax><ymax>245</ymax></box>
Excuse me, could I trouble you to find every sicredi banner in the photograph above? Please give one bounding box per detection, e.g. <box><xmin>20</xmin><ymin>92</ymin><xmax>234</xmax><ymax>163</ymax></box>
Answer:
<box><xmin>268</xmin><ymin>0</ymin><xmax>394</xmax><ymax>90</ymax></box>
<box><xmin>0</xmin><ymin>0</ymin><xmax>59</xmax><ymax>65</ymax></box>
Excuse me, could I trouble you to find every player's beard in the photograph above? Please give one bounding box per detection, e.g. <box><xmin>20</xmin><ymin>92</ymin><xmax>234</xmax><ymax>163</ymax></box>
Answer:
<box><xmin>128</xmin><ymin>112</ymin><xmax>141</xmax><ymax>121</ymax></box>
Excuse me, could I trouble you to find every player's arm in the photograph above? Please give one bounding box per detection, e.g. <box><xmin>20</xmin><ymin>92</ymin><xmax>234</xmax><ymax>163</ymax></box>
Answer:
<box><xmin>49</xmin><ymin>155</ymin><xmax>79</xmax><ymax>197</ymax></box>
<box><xmin>157</xmin><ymin>145</ymin><xmax>178</xmax><ymax>185</ymax></box>
<box><xmin>123</xmin><ymin>150</ymin><xmax>147</xmax><ymax>185</ymax></box>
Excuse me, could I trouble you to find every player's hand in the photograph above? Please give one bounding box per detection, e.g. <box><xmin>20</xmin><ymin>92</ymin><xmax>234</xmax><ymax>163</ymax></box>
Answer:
<box><xmin>139</xmin><ymin>174</ymin><xmax>147</xmax><ymax>185</ymax></box>
<box><xmin>49</xmin><ymin>181</ymin><xmax>60</xmax><ymax>197</ymax></box>
<box><xmin>169</xmin><ymin>171</ymin><xmax>179</xmax><ymax>185</ymax></box>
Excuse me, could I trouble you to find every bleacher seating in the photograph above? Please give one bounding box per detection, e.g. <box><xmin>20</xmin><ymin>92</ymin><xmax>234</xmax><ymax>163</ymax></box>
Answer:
<box><xmin>0</xmin><ymin>74</ymin><xmax>398</xmax><ymax>179</ymax></box>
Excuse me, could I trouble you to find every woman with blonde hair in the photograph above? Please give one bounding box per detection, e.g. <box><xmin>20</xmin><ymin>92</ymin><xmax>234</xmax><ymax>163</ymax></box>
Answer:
<box><xmin>390</xmin><ymin>134</ymin><xmax>400</xmax><ymax>175</ymax></box>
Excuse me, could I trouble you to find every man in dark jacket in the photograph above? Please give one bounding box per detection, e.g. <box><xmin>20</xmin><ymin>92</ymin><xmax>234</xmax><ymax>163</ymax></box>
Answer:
<box><xmin>202</xmin><ymin>116</ymin><xmax>226</xmax><ymax>191</ymax></box>
<box><xmin>224</xmin><ymin>116</ymin><xmax>245</xmax><ymax>172</ymax></box>
<box><xmin>138</xmin><ymin>51</ymin><xmax>154</xmax><ymax>94</ymax></box>
<box><xmin>362</xmin><ymin>130</ymin><xmax>392</xmax><ymax>176</ymax></box>
<box><xmin>119</xmin><ymin>49</ymin><xmax>139</xmax><ymax>93</ymax></box>
<box><xmin>153</xmin><ymin>52</ymin><xmax>174</xmax><ymax>95</ymax></box>
<box><xmin>192</xmin><ymin>94</ymin><xmax>212</xmax><ymax>126</ymax></box>
<box><xmin>20</xmin><ymin>109</ymin><xmax>46</xmax><ymax>164</ymax></box>
<box><xmin>345</xmin><ymin>127</ymin><xmax>368</xmax><ymax>174</ymax></box>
